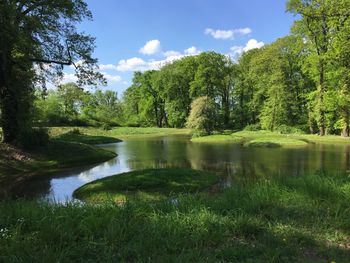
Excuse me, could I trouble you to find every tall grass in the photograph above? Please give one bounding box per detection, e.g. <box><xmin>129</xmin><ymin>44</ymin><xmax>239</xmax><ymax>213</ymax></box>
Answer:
<box><xmin>1</xmin><ymin>174</ymin><xmax>350</xmax><ymax>262</ymax></box>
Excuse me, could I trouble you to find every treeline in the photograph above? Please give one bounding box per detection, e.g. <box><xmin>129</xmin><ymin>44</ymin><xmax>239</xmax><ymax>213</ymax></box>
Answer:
<box><xmin>121</xmin><ymin>0</ymin><xmax>350</xmax><ymax>136</ymax></box>
<box><xmin>34</xmin><ymin>0</ymin><xmax>350</xmax><ymax>136</ymax></box>
<box><xmin>34</xmin><ymin>83</ymin><xmax>123</xmax><ymax>128</ymax></box>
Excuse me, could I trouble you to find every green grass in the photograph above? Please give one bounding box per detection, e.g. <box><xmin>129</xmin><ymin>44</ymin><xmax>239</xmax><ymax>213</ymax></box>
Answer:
<box><xmin>1</xmin><ymin>174</ymin><xmax>350</xmax><ymax>262</ymax></box>
<box><xmin>191</xmin><ymin>131</ymin><xmax>308</xmax><ymax>147</ymax></box>
<box><xmin>0</xmin><ymin>141</ymin><xmax>116</xmax><ymax>188</ymax></box>
<box><xmin>73</xmin><ymin>168</ymin><xmax>218</xmax><ymax>202</ymax></box>
<box><xmin>49</xmin><ymin>126</ymin><xmax>191</xmax><ymax>140</ymax></box>
<box><xmin>53</xmin><ymin>131</ymin><xmax>122</xmax><ymax>144</ymax></box>
<box><xmin>191</xmin><ymin>134</ymin><xmax>243</xmax><ymax>143</ymax></box>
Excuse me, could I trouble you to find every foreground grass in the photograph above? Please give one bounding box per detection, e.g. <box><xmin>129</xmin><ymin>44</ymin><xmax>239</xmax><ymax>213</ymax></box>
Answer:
<box><xmin>192</xmin><ymin>130</ymin><xmax>350</xmax><ymax>147</ymax></box>
<box><xmin>0</xmin><ymin>140</ymin><xmax>116</xmax><ymax>189</ymax></box>
<box><xmin>49</xmin><ymin>126</ymin><xmax>191</xmax><ymax>140</ymax></box>
<box><xmin>74</xmin><ymin>168</ymin><xmax>218</xmax><ymax>202</ymax></box>
<box><xmin>1</xmin><ymin>174</ymin><xmax>350</xmax><ymax>262</ymax></box>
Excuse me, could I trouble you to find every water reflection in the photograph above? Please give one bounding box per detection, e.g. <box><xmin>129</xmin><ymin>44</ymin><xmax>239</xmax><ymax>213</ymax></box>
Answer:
<box><xmin>12</xmin><ymin>135</ymin><xmax>350</xmax><ymax>202</ymax></box>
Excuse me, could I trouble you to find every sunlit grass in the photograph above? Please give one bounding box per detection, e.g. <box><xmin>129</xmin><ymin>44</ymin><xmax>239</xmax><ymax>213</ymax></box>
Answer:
<box><xmin>49</xmin><ymin>127</ymin><xmax>191</xmax><ymax>140</ymax></box>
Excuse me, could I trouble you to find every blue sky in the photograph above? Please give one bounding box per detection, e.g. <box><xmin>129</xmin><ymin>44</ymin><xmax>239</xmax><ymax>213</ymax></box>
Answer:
<box><xmin>63</xmin><ymin>0</ymin><xmax>296</xmax><ymax>96</ymax></box>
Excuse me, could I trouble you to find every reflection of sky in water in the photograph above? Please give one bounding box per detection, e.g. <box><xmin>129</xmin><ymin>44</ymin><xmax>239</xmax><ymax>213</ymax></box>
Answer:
<box><xmin>15</xmin><ymin>136</ymin><xmax>350</xmax><ymax>203</ymax></box>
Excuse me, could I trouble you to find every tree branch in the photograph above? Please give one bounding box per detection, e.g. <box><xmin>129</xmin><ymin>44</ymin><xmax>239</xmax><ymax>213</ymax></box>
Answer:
<box><xmin>29</xmin><ymin>57</ymin><xmax>72</xmax><ymax>65</ymax></box>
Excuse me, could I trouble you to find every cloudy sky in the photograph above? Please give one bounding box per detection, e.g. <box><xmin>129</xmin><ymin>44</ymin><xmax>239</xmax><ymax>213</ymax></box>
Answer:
<box><xmin>62</xmin><ymin>0</ymin><xmax>295</xmax><ymax>96</ymax></box>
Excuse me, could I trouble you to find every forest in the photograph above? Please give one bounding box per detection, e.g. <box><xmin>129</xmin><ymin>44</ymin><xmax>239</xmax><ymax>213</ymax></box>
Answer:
<box><xmin>32</xmin><ymin>0</ymin><xmax>350</xmax><ymax>138</ymax></box>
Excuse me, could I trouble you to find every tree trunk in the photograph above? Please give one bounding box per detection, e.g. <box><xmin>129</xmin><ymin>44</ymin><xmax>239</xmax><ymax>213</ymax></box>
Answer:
<box><xmin>341</xmin><ymin>111</ymin><xmax>349</xmax><ymax>137</ymax></box>
<box><xmin>0</xmin><ymin>85</ymin><xmax>19</xmax><ymax>143</ymax></box>
<box><xmin>318</xmin><ymin>61</ymin><xmax>326</xmax><ymax>136</ymax></box>
<box><xmin>0</xmin><ymin>49</ymin><xmax>20</xmax><ymax>143</ymax></box>
<box><xmin>222</xmin><ymin>91</ymin><xmax>230</xmax><ymax>128</ymax></box>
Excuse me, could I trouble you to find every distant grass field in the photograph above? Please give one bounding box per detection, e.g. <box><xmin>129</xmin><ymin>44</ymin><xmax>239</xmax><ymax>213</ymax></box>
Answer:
<box><xmin>1</xmin><ymin>174</ymin><xmax>350</xmax><ymax>262</ymax></box>
<box><xmin>191</xmin><ymin>130</ymin><xmax>350</xmax><ymax>147</ymax></box>
<box><xmin>73</xmin><ymin>168</ymin><xmax>218</xmax><ymax>203</ymax></box>
<box><xmin>49</xmin><ymin>127</ymin><xmax>191</xmax><ymax>140</ymax></box>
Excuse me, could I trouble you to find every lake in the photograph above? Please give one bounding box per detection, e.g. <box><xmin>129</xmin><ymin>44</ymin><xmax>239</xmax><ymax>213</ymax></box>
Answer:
<box><xmin>14</xmin><ymin>135</ymin><xmax>350</xmax><ymax>202</ymax></box>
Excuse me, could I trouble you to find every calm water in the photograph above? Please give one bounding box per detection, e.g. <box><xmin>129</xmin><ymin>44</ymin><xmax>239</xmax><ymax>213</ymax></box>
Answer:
<box><xmin>14</xmin><ymin>135</ymin><xmax>350</xmax><ymax>202</ymax></box>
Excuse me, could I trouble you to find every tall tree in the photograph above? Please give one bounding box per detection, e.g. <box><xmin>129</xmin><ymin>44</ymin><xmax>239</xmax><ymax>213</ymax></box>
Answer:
<box><xmin>0</xmin><ymin>0</ymin><xmax>104</xmax><ymax>143</ymax></box>
<box><xmin>287</xmin><ymin>0</ymin><xmax>350</xmax><ymax>135</ymax></box>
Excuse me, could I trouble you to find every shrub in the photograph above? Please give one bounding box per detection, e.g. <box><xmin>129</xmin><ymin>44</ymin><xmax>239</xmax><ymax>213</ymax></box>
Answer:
<box><xmin>244</xmin><ymin>124</ymin><xmax>261</xmax><ymax>131</ymax></box>
<box><xmin>67</xmin><ymin>128</ymin><xmax>81</xmax><ymax>135</ymax></box>
<box><xmin>275</xmin><ymin>125</ymin><xmax>305</xmax><ymax>134</ymax></box>
<box><xmin>186</xmin><ymin>96</ymin><xmax>216</xmax><ymax>135</ymax></box>
<box><xmin>18</xmin><ymin>128</ymin><xmax>49</xmax><ymax>149</ymax></box>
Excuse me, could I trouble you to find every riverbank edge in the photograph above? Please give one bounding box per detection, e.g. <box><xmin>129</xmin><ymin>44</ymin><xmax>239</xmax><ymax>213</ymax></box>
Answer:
<box><xmin>191</xmin><ymin>130</ymin><xmax>350</xmax><ymax>146</ymax></box>
<box><xmin>0</xmin><ymin>141</ymin><xmax>117</xmax><ymax>196</ymax></box>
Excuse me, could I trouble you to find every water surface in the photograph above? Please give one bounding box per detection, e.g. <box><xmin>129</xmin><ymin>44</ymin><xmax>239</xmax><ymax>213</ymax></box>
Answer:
<box><xmin>16</xmin><ymin>135</ymin><xmax>350</xmax><ymax>202</ymax></box>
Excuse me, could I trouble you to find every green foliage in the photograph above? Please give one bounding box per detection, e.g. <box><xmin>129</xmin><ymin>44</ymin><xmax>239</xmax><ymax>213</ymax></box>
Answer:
<box><xmin>0</xmin><ymin>0</ymin><xmax>104</xmax><ymax>143</ymax></box>
<box><xmin>18</xmin><ymin>128</ymin><xmax>49</xmax><ymax>149</ymax></box>
<box><xmin>275</xmin><ymin>125</ymin><xmax>305</xmax><ymax>135</ymax></box>
<box><xmin>243</xmin><ymin>124</ymin><xmax>261</xmax><ymax>131</ymax></box>
<box><xmin>186</xmin><ymin>96</ymin><xmax>216</xmax><ymax>135</ymax></box>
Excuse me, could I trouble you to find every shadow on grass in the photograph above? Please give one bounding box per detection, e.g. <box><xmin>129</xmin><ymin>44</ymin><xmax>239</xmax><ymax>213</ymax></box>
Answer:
<box><xmin>53</xmin><ymin>132</ymin><xmax>122</xmax><ymax>145</ymax></box>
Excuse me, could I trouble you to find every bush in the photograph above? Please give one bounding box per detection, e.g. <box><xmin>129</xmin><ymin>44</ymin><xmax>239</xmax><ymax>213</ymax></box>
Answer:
<box><xmin>244</xmin><ymin>124</ymin><xmax>261</xmax><ymax>131</ymax></box>
<box><xmin>67</xmin><ymin>128</ymin><xmax>81</xmax><ymax>135</ymax></box>
<box><xmin>275</xmin><ymin>125</ymin><xmax>305</xmax><ymax>134</ymax></box>
<box><xmin>100</xmin><ymin>123</ymin><xmax>112</xmax><ymax>131</ymax></box>
<box><xmin>186</xmin><ymin>96</ymin><xmax>216</xmax><ymax>135</ymax></box>
<box><xmin>18</xmin><ymin>128</ymin><xmax>49</xmax><ymax>149</ymax></box>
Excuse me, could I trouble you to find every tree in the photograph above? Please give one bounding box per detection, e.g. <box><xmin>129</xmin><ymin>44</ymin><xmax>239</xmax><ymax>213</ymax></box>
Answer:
<box><xmin>287</xmin><ymin>0</ymin><xmax>350</xmax><ymax>135</ymax></box>
<box><xmin>0</xmin><ymin>0</ymin><xmax>104</xmax><ymax>144</ymax></box>
<box><xmin>156</xmin><ymin>56</ymin><xmax>197</xmax><ymax>128</ymax></box>
<box><xmin>186</xmin><ymin>96</ymin><xmax>216</xmax><ymax>135</ymax></box>
<box><xmin>82</xmin><ymin>90</ymin><xmax>123</xmax><ymax>126</ymax></box>
<box><xmin>190</xmin><ymin>52</ymin><xmax>233</xmax><ymax>128</ymax></box>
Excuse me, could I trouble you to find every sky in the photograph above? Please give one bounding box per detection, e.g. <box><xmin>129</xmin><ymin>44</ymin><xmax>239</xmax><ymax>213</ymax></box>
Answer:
<box><xmin>62</xmin><ymin>0</ymin><xmax>296</xmax><ymax>96</ymax></box>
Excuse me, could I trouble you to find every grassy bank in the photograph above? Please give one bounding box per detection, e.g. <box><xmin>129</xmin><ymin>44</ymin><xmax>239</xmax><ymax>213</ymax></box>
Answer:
<box><xmin>1</xmin><ymin>174</ymin><xmax>350</xmax><ymax>262</ymax></box>
<box><xmin>0</xmin><ymin>140</ymin><xmax>117</xmax><ymax>188</ymax></box>
<box><xmin>53</xmin><ymin>130</ymin><xmax>122</xmax><ymax>145</ymax></box>
<box><xmin>49</xmin><ymin>127</ymin><xmax>191</xmax><ymax>140</ymax></box>
<box><xmin>74</xmin><ymin>168</ymin><xmax>218</xmax><ymax>202</ymax></box>
<box><xmin>192</xmin><ymin>130</ymin><xmax>350</xmax><ymax>147</ymax></box>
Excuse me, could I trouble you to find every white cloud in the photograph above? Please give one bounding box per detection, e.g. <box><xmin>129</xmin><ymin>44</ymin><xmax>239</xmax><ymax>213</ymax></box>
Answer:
<box><xmin>99</xmin><ymin>64</ymin><xmax>118</xmax><ymax>71</ymax></box>
<box><xmin>205</xmin><ymin>27</ymin><xmax>252</xmax><ymax>40</ymax></box>
<box><xmin>234</xmin><ymin>27</ymin><xmax>252</xmax><ymax>35</ymax></box>
<box><xmin>117</xmin><ymin>46</ymin><xmax>201</xmax><ymax>72</ymax></box>
<box><xmin>184</xmin><ymin>46</ymin><xmax>200</xmax><ymax>55</ymax></box>
<box><xmin>139</xmin><ymin>39</ymin><xmax>161</xmax><ymax>55</ymax></box>
<box><xmin>164</xmin><ymin>50</ymin><xmax>182</xmax><ymax>57</ymax></box>
<box><xmin>205</xmin><ymin>28</ymin><xmax>234</xmax><ymax>40</ymax></box>
<box><xmin>230</xmin><ymin>38</ymin><xmax>265</xmax><ymax>58</ymax></box>
<box><xmin>101</xmin><ymin>72</ymin><xmax>122</xmax><ymax>82</ymax></box>
<box><xmin>243</xmin><ymin>39</ymin><xmax>264</xmax><ymax>52</ymax></box>
<box><xmin>62</xmin><ymin>73</ymin><xmax>78</xmax><ymax>83</ymax></box>
<box><xmin>116</xmin><ymin>57</ymin><xmax>149</xmax><ymax>72</ymax></box>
